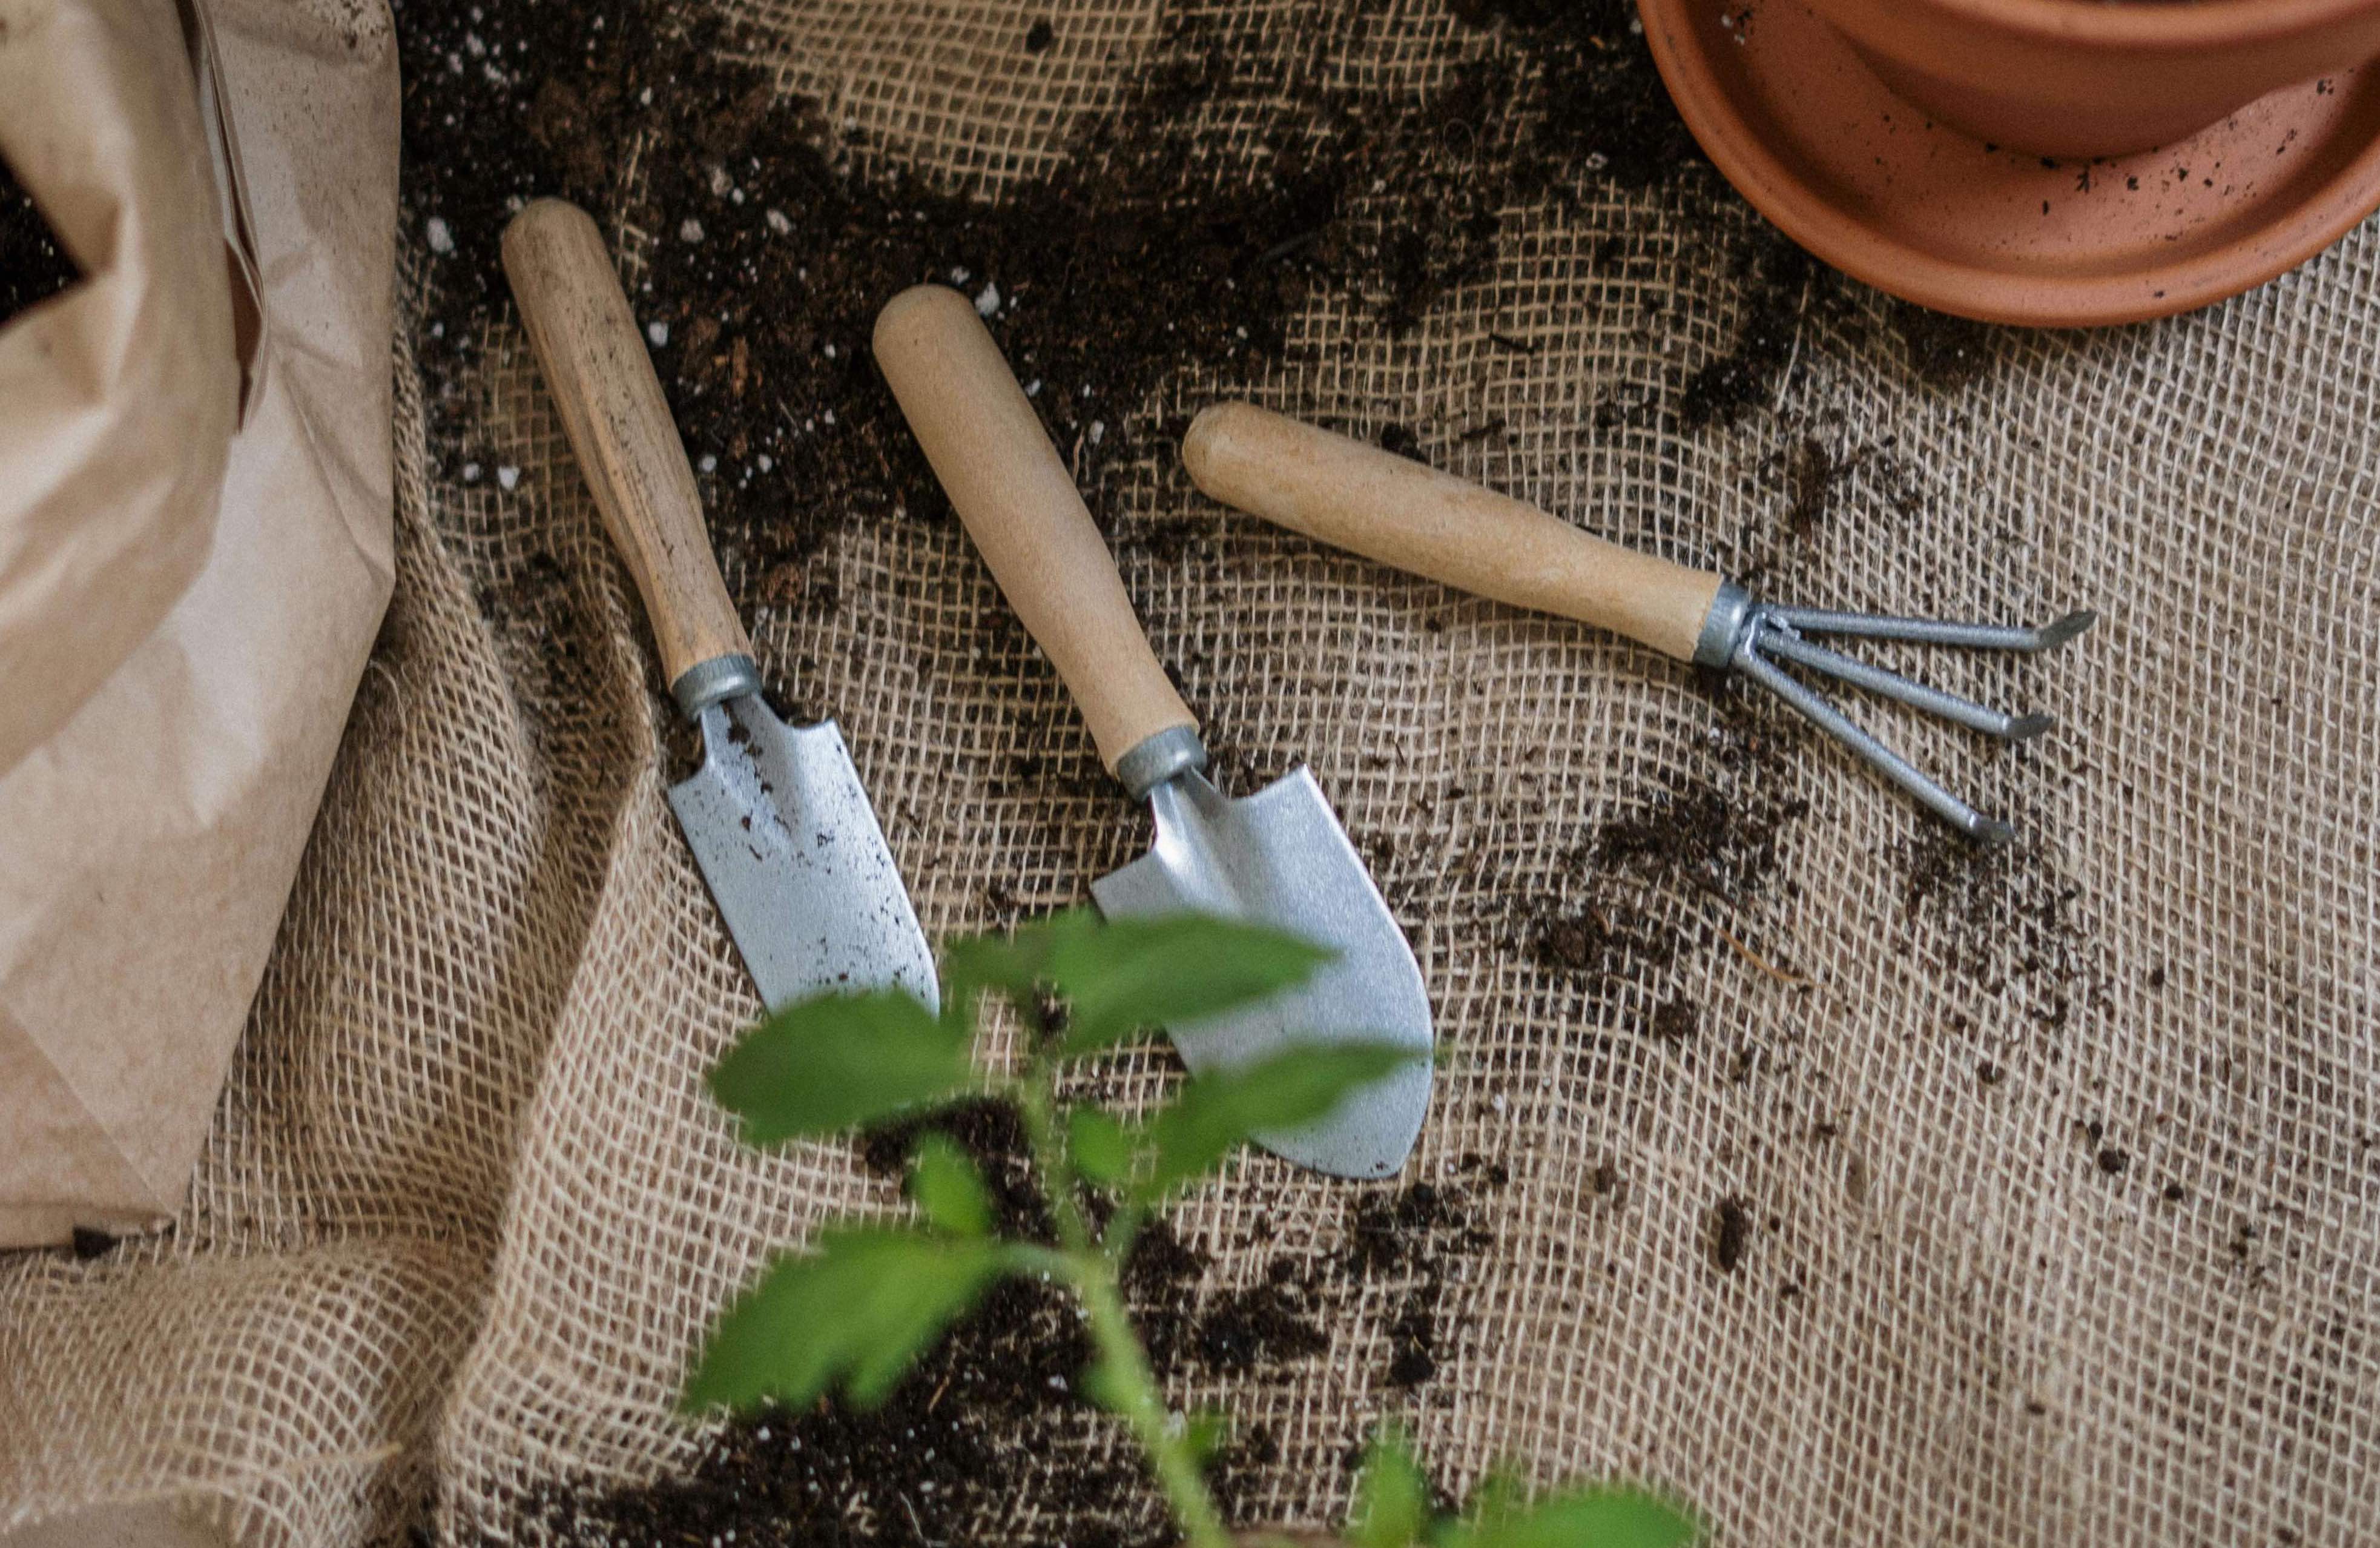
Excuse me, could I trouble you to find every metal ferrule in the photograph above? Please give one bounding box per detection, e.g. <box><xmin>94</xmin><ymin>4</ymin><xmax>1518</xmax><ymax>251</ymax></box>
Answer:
<box><xmin>1692</xmin><ymin>580</ymin><xmax>1755</xmax><ymax>668</ymax></box>
<box><xmin>1113</xmin><ymin>724</ymin><xmax>1210</xmax><ymax>801</ymax></box>
<box><xmin>670</xmin><ymin>654</ymin><xmax>763</xmax><ymax>719</ymax></box>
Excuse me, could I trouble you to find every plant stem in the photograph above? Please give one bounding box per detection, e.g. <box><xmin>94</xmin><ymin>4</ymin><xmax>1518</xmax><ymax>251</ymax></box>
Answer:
<box><xmin>1076</xmin><ymin>1252</ymin><xmax>1233</xmax><ymax>1548</ymax></box>
<box><xmin>1011</xmin><ymin>1059</ymin><xmax>1232</xmax><ymax>1548</ymax></box>
<box><xmin>1013</xmin><ymin>1061</ymin><xmax>1096</xmax><ymax>1256</ymax></box>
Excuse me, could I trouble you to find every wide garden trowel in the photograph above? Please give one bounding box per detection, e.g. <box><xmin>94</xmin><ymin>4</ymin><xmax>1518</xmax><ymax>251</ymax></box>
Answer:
<box><xmin>505</xmin><ymin>201</ymin><xmax>936</xmax><ymax>1014</ymax></box>
<box><xmin>874</xmin><ymin>285</ymin><xmax>1431</xmax><ymax>1179</ymax></box>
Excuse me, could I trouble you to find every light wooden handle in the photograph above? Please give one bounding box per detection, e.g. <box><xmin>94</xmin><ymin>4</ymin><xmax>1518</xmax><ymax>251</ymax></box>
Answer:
<box><xmin>873</xmin><ymin>285</ymin><xmax>1195</xmax><ymax>773</ymax></box>
<box><xmin>1182</xmin><ymin>403</ymin><xmax>1724</xmax><ymax>663</ymax></box>
<box><xmin>502</xmin><ymin>199</ymin><xmax>751</xmax><ymax>694</ymax></box>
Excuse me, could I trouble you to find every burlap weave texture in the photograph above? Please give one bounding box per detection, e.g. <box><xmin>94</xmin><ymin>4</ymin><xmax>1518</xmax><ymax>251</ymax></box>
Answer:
<box><xmin>4</xmin><ymin>2</ymin><xmax>2376</xmax><ymax>1546</ymax></box>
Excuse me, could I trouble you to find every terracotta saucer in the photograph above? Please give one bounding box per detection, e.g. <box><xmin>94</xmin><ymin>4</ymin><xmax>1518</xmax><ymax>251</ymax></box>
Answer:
<box><xmin>1638</xmin><ymin>0</ymin><xmax>2380</xmax><ymax>326</ymax></box>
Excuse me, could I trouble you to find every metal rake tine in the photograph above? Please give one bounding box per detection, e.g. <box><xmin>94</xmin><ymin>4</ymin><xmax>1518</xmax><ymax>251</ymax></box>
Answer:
<box><xmin>1734</xmin><ymin>639</ymin><xmax>2016</xmax><ymax>844</ymax></box>
<box><xmin>1764</xmin><ymin>605</ymin><xmax>2098</xmax><ymax>653</ymax></box>
<box><xmin>1758</xmin><ymin>627</ymin><xmax>2054</xmax><ymax>741</ymax></box>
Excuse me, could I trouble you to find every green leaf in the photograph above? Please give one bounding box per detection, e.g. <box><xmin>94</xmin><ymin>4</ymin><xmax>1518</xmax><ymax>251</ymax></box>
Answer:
<box><xmin>1045</xmin><ymin>914</ymin><xmax>1336</xmax><ymax>1057</ymax></box>
<box><xmin>1068</xmin><ymin>1108</ymin><xmax>1136</xmax><ymax>1188</ymax></box>
<box><xmin>1080</xmin><ymin>1352</ymin><xmax>1133</xmax><ymax>1412</ymax></box>
<box><xmin>908</xmin><ymin>1134</ymin><xmax>994</xmax><ymax>1237</ymax></box>
<box><xmin>709</xmin><ymin>988</ymin><xmax>972</xmax><ymax>1146</ymax></box>
<box><xmin>1457</xmin><ymin>1471</ymin><xmax>1528</xmax><ymax>1535</ymax></box>
<box><xmin>937</xmin><ymin>913</ymin><xmax>1088</xmax><ymax>1031</ymax></box>
<box><xmin>1350</xmin><ymin>1425</ymin><xmax>1432</xmax><ymax>1548</ymax></box>
<box><xmin>1182</xmin><ymin>1409</ymin><xmax>1230</xmax><ymax>1468</ymax></box>
<box><xmin>1138</xmin><ymin>1042</ymin><xmax>1423</xmax><ymax>1202</ymax></box>
<box><xmin>682</xmin><ymin>1227</ymin><xmax>1007</xmax><ymax>1413</ymax></box>
<box><xmin>1436</xmin><ymin>1482</ymin><xmax>1695</xmax><ymax>1548</ymax></box>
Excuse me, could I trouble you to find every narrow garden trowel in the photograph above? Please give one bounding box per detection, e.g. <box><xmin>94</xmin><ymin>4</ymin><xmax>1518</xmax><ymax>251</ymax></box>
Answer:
<box><xmin>873</xmin><ymin>285</ymin><xmax>1431</xmax><ymax>1179</ymax></box>
<box><xmin>504</xmin><ymin>200</ymin><xmax>936</xmax><ymax>1013</ymax></box>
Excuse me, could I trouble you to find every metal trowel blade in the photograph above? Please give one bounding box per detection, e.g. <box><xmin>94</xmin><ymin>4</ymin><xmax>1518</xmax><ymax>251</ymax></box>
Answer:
<box><xmin>668</xmin><ymin>695</ymin><xmax>939</xmax><ymax>1015</ymax></box>
<box><xmin>1090</xmin><ymin>767</ymin><xmax>1432</xmax><ymax>1178</ymax></box>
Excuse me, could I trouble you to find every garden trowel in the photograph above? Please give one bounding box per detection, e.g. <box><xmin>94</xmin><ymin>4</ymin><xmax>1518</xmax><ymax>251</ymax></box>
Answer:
<box><xmin>504</xmin><ymin>201</ymin><xmax>936</xmax><ymax>1013</ymax></box>
<box><xmin>874</xmin><ymin>285</ymin><xmax>1431</xmax><ymax>1179</ymax></box>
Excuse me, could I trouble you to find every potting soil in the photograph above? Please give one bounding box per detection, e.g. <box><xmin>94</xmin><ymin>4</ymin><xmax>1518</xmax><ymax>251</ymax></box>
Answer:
<box><xmin>4</xmin><ymin>0</ymin><xmax>2376</xmax><ymax>1544</ymax></box>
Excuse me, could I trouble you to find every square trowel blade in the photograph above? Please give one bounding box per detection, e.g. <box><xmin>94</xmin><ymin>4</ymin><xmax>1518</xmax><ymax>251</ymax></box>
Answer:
<box><xmin>668</xmin><ymin>695</ymin><xmax>939</xmax><ymax>1014</ymax></box>
<box><xmin>1090</xmin><ymin>767</ymin><xmax>1432</xmax><ymax>1178</ymax></box>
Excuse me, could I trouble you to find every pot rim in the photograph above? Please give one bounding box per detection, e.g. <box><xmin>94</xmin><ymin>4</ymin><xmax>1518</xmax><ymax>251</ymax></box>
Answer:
<box><xmin>1877</xmin><ymin>0</ymin><xmax>2380</xmax><ymax>50</ymax></box>
<box><xmin>1640</xmin><ymin>0</ymin><xmax>2380</xmax><ymax>325</ymax></box>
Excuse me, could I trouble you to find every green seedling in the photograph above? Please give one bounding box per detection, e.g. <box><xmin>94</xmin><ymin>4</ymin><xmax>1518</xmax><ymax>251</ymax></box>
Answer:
<box><xmin>685</xmin><ymin>908</ymin><xmax>1694</xmax><ymax>1548</ymax></box>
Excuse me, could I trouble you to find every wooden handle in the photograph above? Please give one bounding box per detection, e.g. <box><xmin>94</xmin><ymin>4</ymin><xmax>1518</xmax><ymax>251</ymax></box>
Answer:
<box><xmin>1182</xmin><ymin>403</ymin><xmax>1723</xmax><ymax>663</ymax></box>
<box><xmin>873</xmin><ymin>285</ymin><xmax>1195</xmax><ymax>772</ymax></box>
<box><xmin>502</xmin><ymin>199</ymin><xmax>751</xmax><ymax>692</ymax></box>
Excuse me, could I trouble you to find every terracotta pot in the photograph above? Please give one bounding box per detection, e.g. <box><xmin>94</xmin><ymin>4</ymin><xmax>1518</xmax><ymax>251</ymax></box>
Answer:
<box><xmin>1805</xmin><ymin>0</ymin><xmax>2380</xmax><ymax>158</ymax></box>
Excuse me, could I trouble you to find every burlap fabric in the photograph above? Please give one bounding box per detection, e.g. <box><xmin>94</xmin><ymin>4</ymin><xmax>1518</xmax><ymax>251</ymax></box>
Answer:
<box><xmin>5</xmin><ymin>2</ymin><xmax>2378</xmax><ymax>1544</ymax></box>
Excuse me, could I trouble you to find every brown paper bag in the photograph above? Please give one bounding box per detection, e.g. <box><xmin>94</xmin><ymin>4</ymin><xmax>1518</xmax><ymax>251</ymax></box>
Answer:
<box><xmin>0</xmin><ymin>0</ymin><xmax>397</xmax><ymax>1246</ymax></box>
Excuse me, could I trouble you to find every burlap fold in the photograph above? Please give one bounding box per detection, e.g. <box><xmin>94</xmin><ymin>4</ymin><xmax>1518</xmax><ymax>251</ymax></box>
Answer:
<box><xmin>4</xmin><ymin>2</ymin><xmax>2376</xmax><ymax>1545</ymax></box>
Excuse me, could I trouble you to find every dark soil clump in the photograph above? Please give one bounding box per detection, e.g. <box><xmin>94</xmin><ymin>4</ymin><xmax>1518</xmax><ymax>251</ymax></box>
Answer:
<box><xmin>1</xmin><ymin>160</ymin><xmax>78</xmax><ymax>323</ymax></box>
<box><xmin>1340</xmin><ymin>1180</ymin><xmax>1495</xmax><ymax>1391</ymax></box>
<box><xmin>1649</xmin><ymin>996</ymin><xmax>1700</xmax><ymax>1044</ymax></box>
<box><xmin>1709</xmin><ymin>1195</ymin><xmax>1752</xmax><ymax>1274</ymax></box>
<box><xmin>522</xmin><ymin>1274</ymin><xmax>1147</xmax><ymax>1548</ymax></box>
<box><xmin>1900</xmin><ymin>829</ymin><xmax>2092</xmax><ymax>1031</ymax></box>
<box><xmin>1384</xmin><ymin>1292</ymin><xmax>1441</xmax><ymax>1388</ymax></box>
<box><xmin>395</xmin><ymin>0</ymin><xmax>1993</xmax><ymax>661</ymax></box>
<box><xmin>1780</xmin><ymin>436</ymin><xmax>1842</xmax><ymax>537</ymax></box>
<box><xmin>1126</xmin><ymin>1217</ymin><xmax>1213</xmax><ymax>1377</ymax></box>
<box><xmin>1195</xmin><ymin>1283</ymin><xmax>1330</xmax><ymax>1372</ymax></box>
<box><xmin>518</xmin><ymin>1171</ymin><xmax>1499</xmax><ymax>1545</ymax></box>
<box><xmin>1528</xmin><ymin>709</ymin><xmax>1810</xmax><ymax>994</ymax></box>
<box><xmin>1451</xmin><ymin>0</ymin><xmax>1706</xmax><ymax>196</ymax></box>
<box><xmin>391</xmin><ymin>0</ymin><xmax>1629</xmax><ymax>594</ymax></box>
<box><xmin>1678</xmin><ymin>237</ymin><xmax>1820</xmax><ymax>430</ymax></box>
<box><xmin>1532</xmin><ymin>901</ymin><xmax>1676</xmax><ymax>981</ymax></box>
<box><xmin>1593</xmin><ymin>773</ymin><xmax>1803</xmax><ymax>905</ymax></box>
<box><xmin>1892</xmin><ymin>300</ymin><xmax>1999</xmax><ymax>392</ymax></box>
<box><xmin>859</xmin><ymin>1098</ymin><xmax>1050</xmax><ymax>1240</ymax></box>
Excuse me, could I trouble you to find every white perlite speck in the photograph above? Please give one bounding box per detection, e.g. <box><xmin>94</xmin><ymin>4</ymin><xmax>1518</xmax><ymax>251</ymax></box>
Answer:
<box><xmin>496</xmin><ymin>466</ymin><xmax>520</xmax><ymax>492</ymax></box>
<box><xmin>678</xmin><ymin>218</ymin><xmax>704</xmax><ymax>243</ymax></box>
<box><xmin>425</xmin><ymin>217</ymin><xmax>455</xmax><ymax>256</ymax></box>
<box><xmin>974</xmin><ymin>281</ymin><xmax>1001</xmax><ymax>317</ymax></box>
<box><xmin>646</xmin><ymin>320</ymin><xmax>668</xmax><ymax>346</ymax></box>
<box><xmin>765</xmin><ymin>209</ymin><xmax>791</xmax><ymax>236</ymax></box>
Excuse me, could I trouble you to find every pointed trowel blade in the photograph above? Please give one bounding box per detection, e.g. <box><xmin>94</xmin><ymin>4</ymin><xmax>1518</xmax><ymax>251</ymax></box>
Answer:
<box><xmin>1090</xmin><ymin>768</ymin><xmax>1432</xmax><ymax>1178</ymax></box>
<box><xmin>668</xmin><ymin>695</ymin><xmax>939</xmax><ymax>1015</ymax></box>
